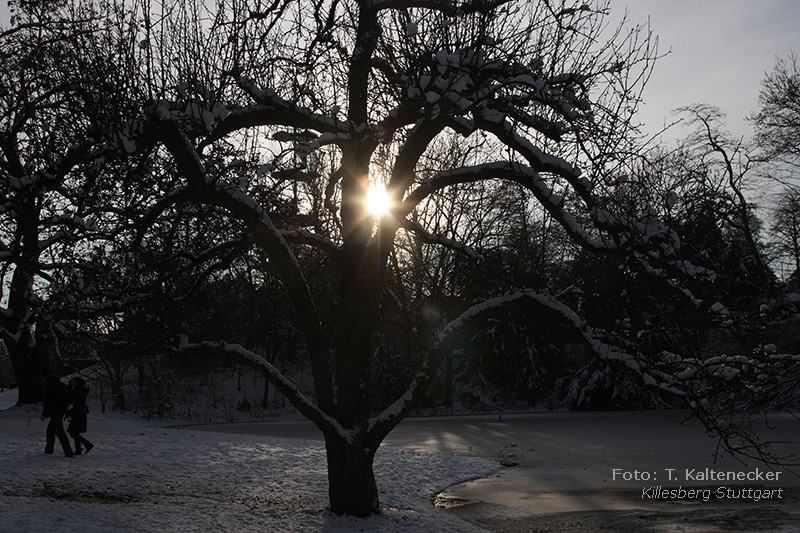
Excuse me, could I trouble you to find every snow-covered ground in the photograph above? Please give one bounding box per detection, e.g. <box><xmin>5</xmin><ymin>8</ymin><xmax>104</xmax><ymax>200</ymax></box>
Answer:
<box><xmin>0</xmin><ymin>389</ymin><xmax>497</xmax><ymax>533</ymax></box>
<box><xmin>4</xmin><ymin>387</ymin><xmax>800</xmax><ymax>533</ymax></box>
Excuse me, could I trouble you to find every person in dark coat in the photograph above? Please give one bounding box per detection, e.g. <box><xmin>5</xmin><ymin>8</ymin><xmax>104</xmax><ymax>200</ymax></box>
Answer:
<box><xmin>41</xmin><ymin>367</ymin><xmax>74</xmax><ymax>457</ymax></box>
<box><xmin>66</xmin><ymin>376</ymin><xmax>94</xmax><ymax>455</ymax></box>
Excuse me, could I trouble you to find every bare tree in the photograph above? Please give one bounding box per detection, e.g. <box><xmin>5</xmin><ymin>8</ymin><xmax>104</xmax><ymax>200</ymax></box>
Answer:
<box><xmin>0</xmin><ymin>2</ymin><xmax>120</xmax><ymax>402</ymax></box>
<box><xmin>752</xmin><ymin>54</ymin><xmax>800</xmax><ymax>281</ymax></box>
<box><xmin>770</xmin><ymin>188</ymin><xmax>800</xmax><ymax>282</ymax></box>
<box><xmin>7</xmin><ymin>0</ymin><xmax>798</xmax><ymax>517</ymax></box>
<box><xmin>677</xmin><ymin>105</ymin><xmax>768</xmax><ymax>282</ymax></box>
<box><xmin>6</xmin><ymin>0</ymin><xmax>795</xmax><ymax>515</ymax></box>
<box><xmin>102</xmin><ymin>0</ymin><xmax>677</xmax><ymax>515</ymax></box>
<box><xmin>752</xmin><ymin>53</ymin><xmax>800</xmax><ymax>187</ymax></box>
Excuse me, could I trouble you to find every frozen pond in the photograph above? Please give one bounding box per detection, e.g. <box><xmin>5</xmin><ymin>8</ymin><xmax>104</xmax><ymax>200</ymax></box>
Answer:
<box><xmin>193</xmin><ymin>410</ymin><xmax>800</xmax><ymax>532</ymax></box>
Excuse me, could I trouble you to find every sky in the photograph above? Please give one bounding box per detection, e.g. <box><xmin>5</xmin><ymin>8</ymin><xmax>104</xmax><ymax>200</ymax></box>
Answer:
<box><xmin>613</xmin><ymin>0</ymin><xmax>800</xmax><ymax>142</ymax></box>
<box><xmin>1</xmin><ymin>1</ymin><xmax>798</xmax><ymax>142</ymax></box>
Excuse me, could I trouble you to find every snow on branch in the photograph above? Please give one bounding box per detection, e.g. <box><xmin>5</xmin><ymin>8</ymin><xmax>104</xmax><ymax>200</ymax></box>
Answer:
<box><xmin>371</xmin><ymin>0</ymin><xmax>513</xmax><ymax>15</ymax></box>
<box><xmin>631</xmin><ymin>252</ymin><xmax>714</xmax><ymax>309</ymax></box>
<box><xmin>650</xmin><ymin>350</ymin><xmax>800</xmax><ymax>467</ymax></box>
<box><xmin>132</xmin><ymin>186</ymin><xmax>196</xmax><ymax>248</ymax></box>
<box><xmin>444</xmin><ymin>290</ymin><xmax>800</xmax><ymax>466</ymax></box>
<box><xmin>367</xmin><ymin>365</ymin><xmax>435</xmax><ymax>443</ymax></box>
<box><xmin>437</xmin><ymin>289</ymin><xmax>687</xmax><ymax>400</ymax></box>
<box><xmin>280</xmin><ymin>228</ymin><xmax>343</xmax><ymax>259</ymax></box>
<box><xmin>401</xmin><ymin>161</ymin><xmax>617</xmax><ymax>253</ymax></box>
<box><xmin>176</xmin><ymin>337</ymin><xmax>354</xmax><ymax>443</ymax></box>
<box><xmin>149</xmin><ymin>80</ymin><xmax>353</xmax><ymax>155</ymax></box>
<box><xmin>437</xmin><ymin>290</ymin><xmax>580</xmax><ymax>342</ymax></box>
<box><xmin>472</xmin><ymin>116</ymin><xmax>681</xmax><ymax>254</ymax></box>
<box><xmin>472</xmin><ymin>113</ymin><xmax>587</xmax><ymax>194</ymax></box>
<box><xmin>147</xmin><ymin>119</ymin><xmax>336</xmax><ymax>415</ymax></box>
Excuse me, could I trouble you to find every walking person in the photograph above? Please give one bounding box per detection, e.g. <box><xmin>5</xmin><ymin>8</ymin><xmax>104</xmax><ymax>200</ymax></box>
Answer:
<box><xmin>66</xmin><ymin>377</ymin><xmax>94</xmax><ymax>455</ymax></box>
<box><xmin>41</xmin><ymin>367</ymin><xmax>74</xmax><ymax>458</ymax></box>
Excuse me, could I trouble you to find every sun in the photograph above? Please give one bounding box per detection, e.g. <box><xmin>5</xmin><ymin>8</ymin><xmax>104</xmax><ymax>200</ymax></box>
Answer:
<box><xmin>366</xmin><ymin>182</ymin><xmax>391</xmax><ymax>215</ymax></box>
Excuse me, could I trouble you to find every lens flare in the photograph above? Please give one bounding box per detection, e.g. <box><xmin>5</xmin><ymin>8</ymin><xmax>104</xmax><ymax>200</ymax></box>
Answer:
<box><xmin>366</xmin><ymin>183</ymin><xmax>391</xmax><ymax>215</ymax></box>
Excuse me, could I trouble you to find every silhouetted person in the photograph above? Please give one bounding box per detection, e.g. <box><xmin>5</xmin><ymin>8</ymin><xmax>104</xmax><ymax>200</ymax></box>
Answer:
<box><xmin>66</xmin><ymin>377</ymin><xmax>93</xmax><ymax>455</ymax></box>
<box><xmin>41</xmin><ymin>367</ymin><xmax>74</xmax><ymax>457</ymax></box>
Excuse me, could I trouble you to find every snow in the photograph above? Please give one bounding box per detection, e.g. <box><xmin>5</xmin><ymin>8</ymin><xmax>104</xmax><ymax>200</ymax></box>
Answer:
<box><xmin>763</xmin><ymin>343</ymin><xmax>778</xmax><ymax>354</ymax></box>
<box><xmin>0</xmin><ymin>391</ymin><xmax>495</xmax><ymax>532</ymax></box>
<box><xmin>419</xmin><ymin>75</ymin><xmax>431</xmax><ymax>90</ymax></box>
<box><xmin>212</xmin><ymin>102</ymin><xmax>230</xmax><ymax>120</ymax></box>
<box><xmin>256</xmin><ymin>164</ymin><xmax>271</xmax><ymax>177</ymax></box>
<box><xmin>202</xmin><ymin>110</ymin><xmax>215</xmax><ymax>131</ymax></box>
<box><xmin>710</xmin><ymin>301</ymin><xmax>731</xmax><ymax>316</ymax></box>
<box><xmin>425</xmin><ymin>91</ymin><xmax>440</xmax><ymax>104</ymax></box>
<box><xmin>666</xmin><ymin>190</ymin><xmax>679</xmax><ymax>208</ymax></box>
<box><xmin>3</xmin><ymin>387</ymin><xmax>800</xmax><ymax>532</ymax></box>
<box><xmin>120</xmin><ymin>137</ymin><xmax>136</xmax><ymax>154</ymax></box>
<box><xmin>439</xmin><ymin>289</ymin><xmax>585</xmax><ymax>345</ymax></box>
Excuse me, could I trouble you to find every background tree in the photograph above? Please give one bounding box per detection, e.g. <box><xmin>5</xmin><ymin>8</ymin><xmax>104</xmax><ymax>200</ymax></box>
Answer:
<box><xmin>678</xmin><ymin>105</ymin><xmax>769</xmax><ymax>283</ymax></box>
<box><xmin>0</xmin><ymin>1</ymin><xmax>117</xmax><ymax>402</ymax></box>
<box><xmin>752</xmin><ymin>54</ymin><xmax>800</xmax><ymax>282</ymax></box>
<box><xmin>753</xmin><ymin>53</ymin><xmax>800</xmax><ymax>185</ymax></box>
<box><xmin>769</xmin><ymin>188</ymin><xmax>800</xmax><ymax>285</ymax></box>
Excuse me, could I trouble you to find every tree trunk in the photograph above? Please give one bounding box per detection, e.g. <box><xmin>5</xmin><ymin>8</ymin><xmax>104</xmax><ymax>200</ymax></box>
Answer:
<box><xmin>324</xmin><ymin>432</ymin><xmax>380</xmax><ymax>516</ymax></box>
<box><xmin>444</xmin><ymin>349</ymin><xmax>453</xmax><ymax>407</ymax></box>
<box><xmin>8</xmin><ymin>337</ymin><xmax>48</xmax><ymax>404</ymax></box>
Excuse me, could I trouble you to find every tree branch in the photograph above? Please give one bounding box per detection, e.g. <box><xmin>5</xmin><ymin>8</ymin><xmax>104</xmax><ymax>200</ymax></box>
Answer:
<box><xmin>178</xmin><ymin>339</ymin><xmax>354</xmax><ymax>442</ymax></box>
<box><xmin>147</xmin><ymin>119</ymin><xmax>337</xmax><ymax>415</ymax></box>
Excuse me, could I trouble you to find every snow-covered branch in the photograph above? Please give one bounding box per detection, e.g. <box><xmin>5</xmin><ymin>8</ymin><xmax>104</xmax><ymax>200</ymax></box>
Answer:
<box><xmin>367</xmin><ymin>365</ymin><xmax>437</xmax><ymax>443</ymax></box>
<box><xmin>371</xmin><ymin>0</ymin><xmax>513</xmax><ymax>15</ymax></box>
<box><xmin>401</xmin><ymin>161</ymin><xmax>618</xmax><ymax>253</ymax></box>
<box><xmin>197</xmin><ymin>101</ymin><xmax>351</xmax><ymax>151</ymax></box>
<box><xmin>279</xmin><ymin>228</ymin><xmax>343</xmax><ymax>258</ymax></box>
<box><xmin>147</xmin><ymin>118</ymin><xmax>337</xmax><ymax>416</ymax></box>
<box><xmin>438</xmin><ymin>289</ymin><xmax>686</xmax><ymax>400</ymax></box>
<box><xmin>176</xmin><ymin>337</ymin><xmax>354</xmax><ymax>443</ymax></box>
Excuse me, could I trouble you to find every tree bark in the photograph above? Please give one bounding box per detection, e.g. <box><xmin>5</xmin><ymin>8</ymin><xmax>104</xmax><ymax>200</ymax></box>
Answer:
<box><xmin>324</xmin><ymin>431</ymin><xmax>380</xmax><ymax>516</ymax></box>
<box><xmin>8</xmin><ymin>336</ymin><xmax>48</xmax><ymax>404</ymax></box>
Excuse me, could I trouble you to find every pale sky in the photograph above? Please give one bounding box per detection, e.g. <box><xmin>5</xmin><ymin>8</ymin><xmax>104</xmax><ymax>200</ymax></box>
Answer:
<box><xmin>1</xmin><ymin>1</ymin><xmax>799</xmax><ymax>142</ymax></box>
<box><xmin>615</xmin><ymin>0</ymin><xmax>800</xmax><ymax>142</ymax></box>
